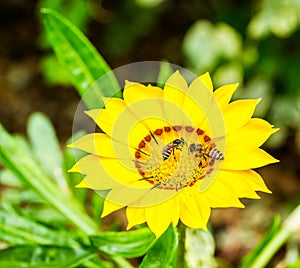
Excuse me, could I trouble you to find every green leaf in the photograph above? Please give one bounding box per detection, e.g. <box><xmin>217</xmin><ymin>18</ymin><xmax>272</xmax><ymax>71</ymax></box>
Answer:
<box><xmin>41</xmin><ymin>8</ymin><xmax>121</xmax><ymax>109</ymax></box>
<box><xmin>63</xmin><ymin>131</ymin><xmax>90</xmax><ymax>204</ymax></box>
<box><xmin>89</xmin><ymin>228</ymin><xmax>155</xmax><ymax>258</ymax></box>
<box><xmin>0</xmin><ymin>211</ymin><xmax>78</xmax><ymax>247</ymax></box>
<box><xmin>27</xmin><ymin>112</ymin><xmax>68</xmax><ymax>192</ymax></box>
<box><xmin>22</xmin><ymin>207</ymin><xmax>67</xmax><ymax>226</ymax></box>
<box><xmin>0</xmin><ymin>246</ymin><xmax>95</xmax><ymax>268</ymax></box>
<box><xmin>82</xmin><ymin>257</ymin><xmax>114</xmax><ymax>268</ymax></box>
<box><xmin>90</xmin><ymin>192</ymin><xmax>105</xmax><ymax>223</ymax></box>
<box><xmin>140</xmin><ymin>224</ymin><xmax>177</xmax><ymax>268</ymax></box>
<box><xmin>239</xmin><ymin>215</ymin><xmax>281</xmax><ymax>268</ymax></box>
<box><xmin>1</xmin><ymin>188</ymin><xmax>43</xmax><ymax>204</ymax></box>
<box><xmin>157</xmin><ymin>61</ymin><xmax>173</xmax><ymax>88</ymax></box>
<box><xmin>0</xmin><ymin>124</ymin><xmax>98</xmax><ymax>234</ymax></box>
<box><xmin>0</xmin><ymin>169</ymin><xmax>23</xmax><ymax>187</ymax></box>
<box><xmin>40</xmin><ymin>54</ymin><xmax>71</xmax><ymax>86</ymax></box>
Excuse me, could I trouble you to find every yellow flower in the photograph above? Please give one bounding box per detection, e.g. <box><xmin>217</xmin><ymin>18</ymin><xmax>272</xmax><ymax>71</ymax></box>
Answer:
<box><xmin>69</xmin><ymin>71</ymin><xmax>278</xmax><ymax>237</ymax></box>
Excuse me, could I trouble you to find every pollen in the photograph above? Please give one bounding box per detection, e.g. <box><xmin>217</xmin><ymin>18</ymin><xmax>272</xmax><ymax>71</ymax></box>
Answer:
<box><xmin>134</xmin><ymin>125</ymin><xmax>218</xmax><ymax>190</ymax></box>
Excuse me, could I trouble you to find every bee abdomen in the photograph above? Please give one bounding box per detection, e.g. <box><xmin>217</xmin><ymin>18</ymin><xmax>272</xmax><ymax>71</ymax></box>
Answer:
<box><xmin>209</xmin><ymin>148</ymin><xmax>224</xmax><ymax>160</ymax></box>
<box><xmin>162</xmin><ymin>149</ymin><xmax>172</xmax><ymax>160</ymax></box>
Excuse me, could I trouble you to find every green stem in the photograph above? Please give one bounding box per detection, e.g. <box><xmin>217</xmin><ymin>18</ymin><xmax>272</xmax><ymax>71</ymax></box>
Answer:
<box><xmin>249</xmin><ymin>229</ymin><xmax>292</xmax><ymax>268</ymax></box>
<box><xmin>177</xmin><ymin>221</ymin><xmax>186</xmax><ymax>268</ymax></box>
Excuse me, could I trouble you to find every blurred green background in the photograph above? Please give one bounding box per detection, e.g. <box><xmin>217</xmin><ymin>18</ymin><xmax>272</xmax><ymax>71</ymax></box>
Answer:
<box><xmin>1</xmin><ymin>0</ymin><xmax>300</xmax><ymax>266</ymax></box>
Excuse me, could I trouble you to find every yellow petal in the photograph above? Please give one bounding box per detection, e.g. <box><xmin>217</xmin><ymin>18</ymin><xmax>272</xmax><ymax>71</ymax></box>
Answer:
<box><xmin>104</xmin><ymin>183</ymin><xmax>155</xmax><ymax>208</ymax></box>
<box><xmin>103</xmin><ymin>97</ymin><xmax>127</xmax><ymax>111</ymax></box>
<box><xmin>199</xmin><ymin>72</ymin><xmax>213</xmax><ymax>91</ymax></box>
<box><xmin>99</xmin><ymin>157</ymin><xmax>145</xmax><ymax>185</ymax></box>
<box><xmin>85</xmin><ymin>107</ymin><xmax>150</xmax><ymax>148</ymax></box>
<box><xmin>163</xmin><ymin>71</ymin><xmax>189</xmax><ymax>125</ymax></box>
<box><xmin>75</xmin><ymin>175</ymin><xmax>111</xmax><ymax>190</ymax></box>
<box><xmin>69</xmin><ymin>155</ymin><xmax>121</xmax><ymax>189</ymax></box>
<box><xmin>102</xmin><ymin>199</ymin><xmax>125</xmax><ymax>217</ymax></box>
<box><xmin>212</xmin><ymin>170</ymin><xmax>271</xmax><ymax>200</ymax></box>
<box><xmin>226</xmin><ymin>118</ymin><xmax>279</xmax><ymax>151</ymax></box>
<box><xmin>145</xmin><ymin>197</ymin><xmax>180</xmax><ymax>237</ymax></box>
<box><xmin>126</xmin><ymin>207</ymin><xmax>146</xmax><ymax>230</ymax></box>
<box><xmin>75</xmin><ymin>179</ymin><xmax>90</xmax><ymax>188</ymax></box>
<box><xmin>222</xmin><ymin>148</ymin><xmax>279</xmax><ymax>170</ymax></box>
<box><xmin>164</xmin><ymin>71</ymin><xmax>189</xmax><ymax>104</ymax></box>
<box><xmin>123</xmin><ymin>81</ymin><xmax>163</xmax><ymax>105</ymax></box>
<box><xmin>247</xmin><ymin>170</ymin><xmax>272</xmax><ymax>194</ymax></box>
<box><xmin>223</xmin><ymin>99</ymin><xmax>261</xmax><ymax>133</ymax></box>
<box><xmin>182</xmin><ymin>94</ymin><xmax>211</xmax><ymax>134</ymax></box>
<box><xmin>69</xmin><ymin>155</ymin><xmax>147</xmax><ymax>190</ymax></box>
<box><xmin>69</xmin><ymin>133</ymin><xmax>133</xmax><ymax>159</ymax></box>
<box><xmin>185</xmin><ymin>77</ymin><xmax>226</xmax><ymax>138</ymax></box>
<box><xmin>123</xmin><ymin>96</ymin><xmax>169</xmax><ymax>133</ymax></box>
<box><xmin>85</xmin><ymin>109</ymin><xmax>112</xmax><ymax>136</ymax></box>
<box><xmin>178</xmin><ymin>186</ymin><xmax>211</xmax><ymax>229</ymax></box>
<box><xmin>213</xmin><ymin>83</ymin><xmax>239</xmax><ymax>111</ymax></box>
<box><xmin>105</xmin><ymin>83</ymin><xmax>167</xmax><ymax>138</ymax></box>
<box><xmin>84</xmin><ymin>99</ymin><xmax>127</xmax><ymax>137</ymax></box>
<box><xmin>204</xmin><ymin>176</ymin><xmax>245</xmax><ymax>208</ymax></box>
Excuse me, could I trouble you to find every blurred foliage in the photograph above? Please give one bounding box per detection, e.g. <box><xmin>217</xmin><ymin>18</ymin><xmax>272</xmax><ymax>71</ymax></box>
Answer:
<box><xmin>182</xmin><ymin>0</ymin><xmax>300</xmax><ymax>150</ymax></box>
<box><xmin>185</xmin><ymin>228</ymin><xmax>217</xmax><ymax>268</ymax></box>
<box><xmin>100</xmin><ymin>1</ymin><xmax>160</xmax><ymax>58</ymax></box>
<box><xmin>37</xmin><ymin>0</ymin><xmax>300</xmax><ymax>151</ymax></box>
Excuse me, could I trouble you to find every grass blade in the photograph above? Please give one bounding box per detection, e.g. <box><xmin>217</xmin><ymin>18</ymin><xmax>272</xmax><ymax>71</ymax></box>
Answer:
<box><xmin>41</xmin><ymin>8</ymin><xmax>121</xmax><ymax>109</ymax></box>
<box><xmin>0</xmin><ymin>211</ymin><xmax>78</xmax><ymax>247</ymax></box>
<box><xmin>27</xmin><ymin>112</ymin><xmax>69</xmax><ymax>192</ymax></box>
<box><xmin>0</xmin><ymin>124</ymin><xmax>98</xmax><ymax>234</ymax></box>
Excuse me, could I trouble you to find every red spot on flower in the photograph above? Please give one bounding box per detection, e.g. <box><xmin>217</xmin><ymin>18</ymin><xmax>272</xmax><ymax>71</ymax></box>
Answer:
<box><xmin>139</xmin><ymin>140</ymin><xmax>146</xmax><ymax>148</ymax></box>
<box><xmin>197</xmin><ymin>128</ymin><xmax>204</xmax><ymax>135</ymax></box>
<box><xmin>135</xmin><ymin>151</ymin><xmax>141</xmax><ymax>159</ymax></box>
<box><xmin>139</xmin><ymin>170</ymin><xmax>145</xmax><ymax>176</ymax></box>
<box><xmin>204</xmin><ymin>135</ymin><xmax>211</xmax><ymax>142</ymax></box>
<box><xmin>173</xmin><ymin>125</ymin><xmax>182</xmax><ymax>131</ymax></box>
<box><xmin>154</xmin><ymin>129</ymin><xmax>163</xmax><ymax>135</ymax></box>
<box><xmin>135</xmin><ymin>162</ymin><xmax>141</xmax><ymax>169</ymax></box>
<box><xmin>164</xmin><ymin>126</ymin><xmax>171</xmax><ymax>132</ymax></box>
<box><xmin>189</xmin><ymin>180</ymin><xmax>196</xmax><ymax>187</ymax></box>
<box><xmin>185</xmin><ymin>126</ymin><xmax>194</xmax><ymax>133</ymax></box>
<box><xmin>206</xmin><ymin>168</ymin><xmax>213</xmax><ymax>174</ymax></box>
<box><xmin>144</xmin><ymin>135</ymin><xmax>151</xmax><ymax>142</ymax></box>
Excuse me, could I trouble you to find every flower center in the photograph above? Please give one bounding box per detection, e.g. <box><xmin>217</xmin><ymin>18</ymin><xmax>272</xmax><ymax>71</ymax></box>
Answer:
<box><xmin>134</xmin><ymin>125</ymin><xmax>223</xmax><ymax>190</ymax></box>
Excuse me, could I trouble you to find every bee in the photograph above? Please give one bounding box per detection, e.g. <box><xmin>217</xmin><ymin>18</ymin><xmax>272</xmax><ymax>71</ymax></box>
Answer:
<box><xmin>189</xmin><ymin>143</ymin><xmax>202</xmax><ymax>154</ymax></box>
<box><xmin>189</xmin><ymin>143</ymin><xmax>224</xmax><ymax>160</ymax></box>
<box><xmin>162</xmin><ymin>138</ymin><xmax>185</xmax><ymax>161</ymax></box>
<box><xmin>208</xmin><ymin>148</ymin><xmax>224</xmax><ymax>160</ymax></box>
